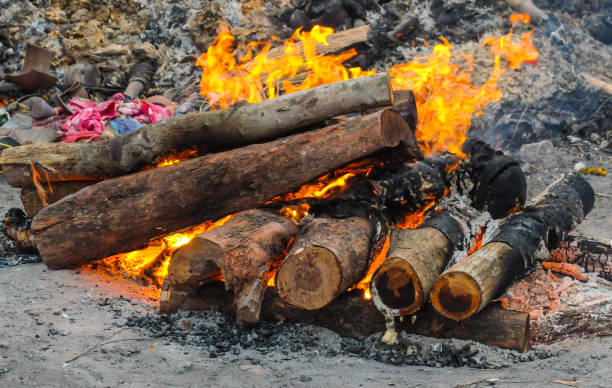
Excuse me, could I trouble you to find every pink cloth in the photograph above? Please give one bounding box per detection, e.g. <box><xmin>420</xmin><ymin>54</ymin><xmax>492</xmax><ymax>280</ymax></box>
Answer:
<box><xmin>58</xmin><ymin>93</ymin><xmax>173</xmax><ymax>143</ymax></box>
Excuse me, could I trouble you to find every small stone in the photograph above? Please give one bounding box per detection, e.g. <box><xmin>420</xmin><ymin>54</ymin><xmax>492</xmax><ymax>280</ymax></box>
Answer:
<box><xmin>298</xmin><ymin>375</ymin><xmax>312</xmax><ymax>382</ymax></box>
<box><xmin>519</xmin><ymin>140</ymin><xmax>556</xmax><ymax>166</ymax></box>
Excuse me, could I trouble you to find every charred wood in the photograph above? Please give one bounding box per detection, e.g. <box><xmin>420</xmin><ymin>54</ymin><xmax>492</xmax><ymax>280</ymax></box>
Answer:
<box><xmin>165</xmin><ymin>283</ymin><xmax>530</xmax><ymax>352</ymax></box>
<box><xmin>431</xmin><ymin>173</ymin><xmax>595</xmax><ymax>320</ymax></box>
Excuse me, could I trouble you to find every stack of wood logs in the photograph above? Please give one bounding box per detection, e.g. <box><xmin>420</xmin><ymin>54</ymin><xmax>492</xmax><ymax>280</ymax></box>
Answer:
<box><xmin>0</xmin><ymin>67</ymin><xmax>595</xmax><ymax>353</ymax></box>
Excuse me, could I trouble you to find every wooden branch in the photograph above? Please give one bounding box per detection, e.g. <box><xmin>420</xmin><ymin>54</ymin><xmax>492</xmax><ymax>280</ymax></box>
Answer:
<box><xmin>33</xmin><ymin>109</ymin><xmax>413</xmax><ymax>269</ymax></box>
<box><xmin>506</xmin><ymin>0</ymin><xmax>548</xmax><ymax>23</ymax></box>
<box><xmin>0</xmin><ymin>74</ymin><xmax>392</xmax><ymax>188</ymax></box>
<box><xmin>276</xmin><ymin>216</ymin><xmax>374</xmax><ymax>310</ymax></box>
<box><xmin>431</xmin><ymin>173</ymin><xmax>595</xmax><ymax>320</ymax></box>
<box><xmin>265</xmin><ymin>25</ymin><xmax>370</xmax><ymax>61</ymax></box>
<box><xmin>161</xmin><ymin>209</ymin><xmax>298</xmax><ymax>326</ymax></box>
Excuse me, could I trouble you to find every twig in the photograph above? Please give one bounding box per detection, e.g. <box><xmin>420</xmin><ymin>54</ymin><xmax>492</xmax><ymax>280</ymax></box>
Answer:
<box><xmin>595</xmin><ymin>192</ymin><xmax>612</xmax><ymax>198</ymax></box>
<box><xmin>523</xmin><ymin>161</ymin><xmax>559</xmax><ymax>179</ymax></box>
<box><xmin>63</xmin><ymin>327</ymin><xmax>146</xmax><ymax>365</ymax></box>
<box><xmin>597</xmin><ymin>277</ymin><xmax>612</xmax><ymax>287</ymax></box>
<box><xmin>551</xmin><ymin>380</ymin><xmax>584</xmax><ymax>387</ymax></box>
<box><xmin>455</xmin><ymin>378</ymin><xmax>499</xmax><ymax>387</ymax></box>
<box><xmin>510</xmin><ymin>104</ymin><xmax>529</xmax><ymax>145</ymax></box>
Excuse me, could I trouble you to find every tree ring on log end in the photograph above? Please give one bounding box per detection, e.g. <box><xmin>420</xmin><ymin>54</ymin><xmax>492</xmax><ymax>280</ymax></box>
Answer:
<box><xmin>431</xmin><ymin>272</ymin><xmax>481</xmax><ymax>320</ymax></box>
<box><xmin>167</xmin><ymin>238</ymin><xmax>223</xmax><ymax>291</ymax></box>
<box><xmin>276</xmin><ymin>246</ymin><xmax>342</xmax><ymax>310</ymax></box>
<box><xmin>372</xmin><ymin>257</ymin><xmax>422</xmax><ymax>315</ymax></box>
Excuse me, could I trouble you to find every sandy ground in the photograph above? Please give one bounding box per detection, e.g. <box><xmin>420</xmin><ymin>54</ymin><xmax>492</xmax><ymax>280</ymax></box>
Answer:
<box><xmin>0</xmin><ymin>263</ymin><xmax>610</xmax><ymax>388</ymax></box>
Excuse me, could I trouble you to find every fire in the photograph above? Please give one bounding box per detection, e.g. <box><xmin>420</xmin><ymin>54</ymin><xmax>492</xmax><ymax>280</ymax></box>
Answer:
<box><xmin>196</xmin><ymin>25</ymin><xmax>374</xmax><ymax>109</ymax></box>
<box><xmin>271</xmin><ymin>161</ymin><xmax>375</xmax><ymax>222</ymax></box>
<box><xmin>394</xmin><ymin>196</ymin><xmax>438</xmax><ymax>229</ymax></box>
<box><xmin>197</xmin><ymin>15</ymin><xmax>538</xmax><ymax>156</ymax></box>
<box><xmin>154</xmin><ymin>149</ymin><xmax>198</xmax><ymax>168</ymax></box>
<box><xmin>89</xmin><ymin>215</ymin><xmax>234</xmax><ymax>286</ymax></box>
<box><xmin>93</xmin><ymin>15</ymin><xmax>539</xmax><ymax>298</ymax></box>
<box><xmin>352</xmin><ymin>235</ymin><xmax>391</xmax><ymax>299</ymax></box>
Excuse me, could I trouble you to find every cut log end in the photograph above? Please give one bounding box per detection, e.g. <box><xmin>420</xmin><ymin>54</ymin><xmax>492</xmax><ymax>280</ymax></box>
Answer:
<box><xmin>430</xmin><ymin>271</ymin><xmax>482</xmax><ymax>321</ymax></box>
<box><xmin>372</xmin><ymin>258</ymin><xmax>422</xmax><ymax>315</ymax></box>
<box><xmin>380</xmin><ymin>109</ymin><xmax>412</xmax><ymax>149</ymax></box>
<box><xmin>276</xmin><ymin>246</ymin><xmax>341</xmax><ymax>310</ymax></box>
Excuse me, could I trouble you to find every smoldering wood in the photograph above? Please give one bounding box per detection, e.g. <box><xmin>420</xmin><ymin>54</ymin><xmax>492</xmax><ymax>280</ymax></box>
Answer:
<box><xmin>275</xmin><ymin>216</ymin><xmax>374</xmax><ymax>310</ymax></box>
<box><xmin>372</xmin><ymin>142</ymin><xmax>528</xmax><ymax>318</ymax></box>
<box><xmin>161</xmin><ymin>209</ymin><xmax>298</xmax><ymax>326</ymax></box>
<box><xmin>32</xmin><ymin>109</ymin><xmax>413</xmax><ymax>269</ymax></box>
<box><xmin>20</xmin><ymin>181</ymin><xmax>93</xmax><ymax>218</ymax></box>
<box><xmin>0</xmin><ymin>74</ymin><xmax>392</xmax><ymax>188</ymax></box>
<box><xmin>431</xmin><ymin>173</ymin><xmax>595</xmax><ymax>320</ymax></box>
<box><xmin>162</xmin><ymin>283</ymin><xmax>530</xmax><ymax>352</ymax></box>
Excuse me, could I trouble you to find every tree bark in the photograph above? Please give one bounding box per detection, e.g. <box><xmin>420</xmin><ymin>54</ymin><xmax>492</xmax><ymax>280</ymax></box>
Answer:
<box><xmin>160</xmin><ymin>209</ymin><xmax>298</xmax><ymax>326</ymax></box>
<box><xmin>20</xmin><ymin>181</ymin><xmax>93</xmax><ymax>218</ymax></box>
<box><xmin>276</xmin><ymin>216</ymin><xmax>374</xmax><ymax>310</ymax></box>
<box><xmin>372</xmin><ymin>227</ymin><xmax>453</xmax><ymax>316</ymax></box>
<box><xmin>33</xmin><ymin>109</ymin><xmax>412</xmax><ymax>269</ymax></box>
<box><xmin>431</xmin><ymin>173</ymin><xmax>595</xmax><ymax>320</ymax></box>
<box><xmin>0</xmin><ymin>74</ymin><xmax>393</xmax><ymax>188</ymax></box>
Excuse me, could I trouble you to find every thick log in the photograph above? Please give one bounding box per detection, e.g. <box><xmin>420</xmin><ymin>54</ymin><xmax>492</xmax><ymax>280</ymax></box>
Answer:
<box><xmin>276</xmin><ymin>216</ymin><xmax>374</xmax><ymax>310</ymax></box>
<box><xmin>431</xmin><ymin>173</ymin><xmax>595</xmax><ymax>320</ymax></box>
<box><xmin>20</xmin><ymin>181</ymin><xmax>93</xmax><ymax>218</ymax></box>
<box><xmin>372</xmin><ymin>227</ymin><xmax>453</xmax><ymax>316</ymax></box>
<box><xmin>160</xmin><ymin>209</ymin><xmax>298</xmax><ymax>325</ymax></box>
<box><xmin>0</xmin><ymin>74</ymin><xmax>393</xmax><ymax>188</ymax></box>
<box><xmin>164</xmin><ymin>283</ymin><xmax>530</xmax><ymax>352</ymax></box>
<box><xmin>372</xmin><ymin>141</ymin><xmax>527</xmax><ymax>317</ymax></box>
<box><xmin>33</xmin><ymin>109</ymin><xmax>413</xmax><ymax>269</ymax></box>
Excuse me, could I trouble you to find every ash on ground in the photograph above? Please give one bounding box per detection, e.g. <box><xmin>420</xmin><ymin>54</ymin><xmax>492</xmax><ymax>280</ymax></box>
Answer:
<box><xmin>121</xmin><ymin>307</ymin><xmax>555</xmax><ymax>369</ymax></box>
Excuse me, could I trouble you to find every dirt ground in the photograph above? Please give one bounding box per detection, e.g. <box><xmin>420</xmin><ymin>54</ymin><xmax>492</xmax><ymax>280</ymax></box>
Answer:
<box><xmin>0</xmin><ymin>263</ymin><xmax>610</xmax><ymax>388</ymax></box>
<box><xmin>1</xmin><ymin>144</ymin><xmax>610</xmax><ymax>387</ymax></box>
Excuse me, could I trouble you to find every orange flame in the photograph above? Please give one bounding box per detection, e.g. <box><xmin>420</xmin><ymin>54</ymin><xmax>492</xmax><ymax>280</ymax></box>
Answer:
<box><xmin>89</xmin><ymin>215</ymin><xmax>234</xmax><ymax>286</ymax></box>
<box><xmin>93</xmin><ymin>15</ymin><xmax>538</xmax><ymax>295</ymax></box>
<box><xmin>198</xmin><ymin>16</ymin><xmax>537</xmax><ymax>157</ymax></box>
<box><xmin>196</xmin><ymin>25</ymin><xmax>375</xmax><ymax>109</ymax></box>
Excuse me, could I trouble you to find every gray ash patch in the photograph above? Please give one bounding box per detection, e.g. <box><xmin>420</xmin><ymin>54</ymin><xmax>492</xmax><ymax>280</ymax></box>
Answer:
<box><xmin>121</xmin><ymin>308</ymin><xmax>557</xmax><ymax>368</ymax></box>
<box><xmin>0</xmin><ymin>254</ymin><xmax>41</xmax><ymax>268</ymax></box>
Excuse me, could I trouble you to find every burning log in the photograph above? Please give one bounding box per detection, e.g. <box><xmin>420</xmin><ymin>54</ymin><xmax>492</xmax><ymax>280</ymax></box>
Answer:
<box><xmin>265</xmin><ymin>25</ymin><xmax>370</xmax><ymax>61</ymax></box>
<box><xmin>161</xmin><ymin>209</ymin><xmax>298</xmax><ymax>326</ymax></box>
<box><xmin>431</xmin><ymin>173</ymin><xmax>595</xmax><ymax>320</ymax></box>
<box><xmin>20</xmin><ymin>181</ymin><xmax>92</xmax><ymax>218</ymax></box>
<box><xmin>273</xmin><ymin>153</ymin><xmax>459</xmax><ymax>310</ymax></box>
<box><xmin>0</xmin><ymin>74</ymin><xmax>393</xmax><ymax>188</ymax></box>
<box><xmin>33</xmin><ymin>109</ymin><xmax>415</xmax><ymax>269</ymax></box>
<box><xmin>165</xmin><ymin>284</ymin><xmax>530</xmax><ymax>352</ymax></box>
<box><xmin>371</xmin><ymin>141</ymin><xmax>526</xmax><ymax>317</ymax></box>
<box><xmin>276</xmin><ymin>216</ymin><xmax>374</xmax><ymax>310</ymax></box>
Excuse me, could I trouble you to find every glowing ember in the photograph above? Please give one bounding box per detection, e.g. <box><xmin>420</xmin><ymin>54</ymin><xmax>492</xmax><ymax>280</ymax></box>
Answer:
<box><xmin>89</xmin><ymin>215</ymin><xmax>234</xmax><ymax>286</ymax></box>
<box><xmin>155</xmin><ymin>149</ymin><xmax>198</xmax><ymax>168</ymax></box>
